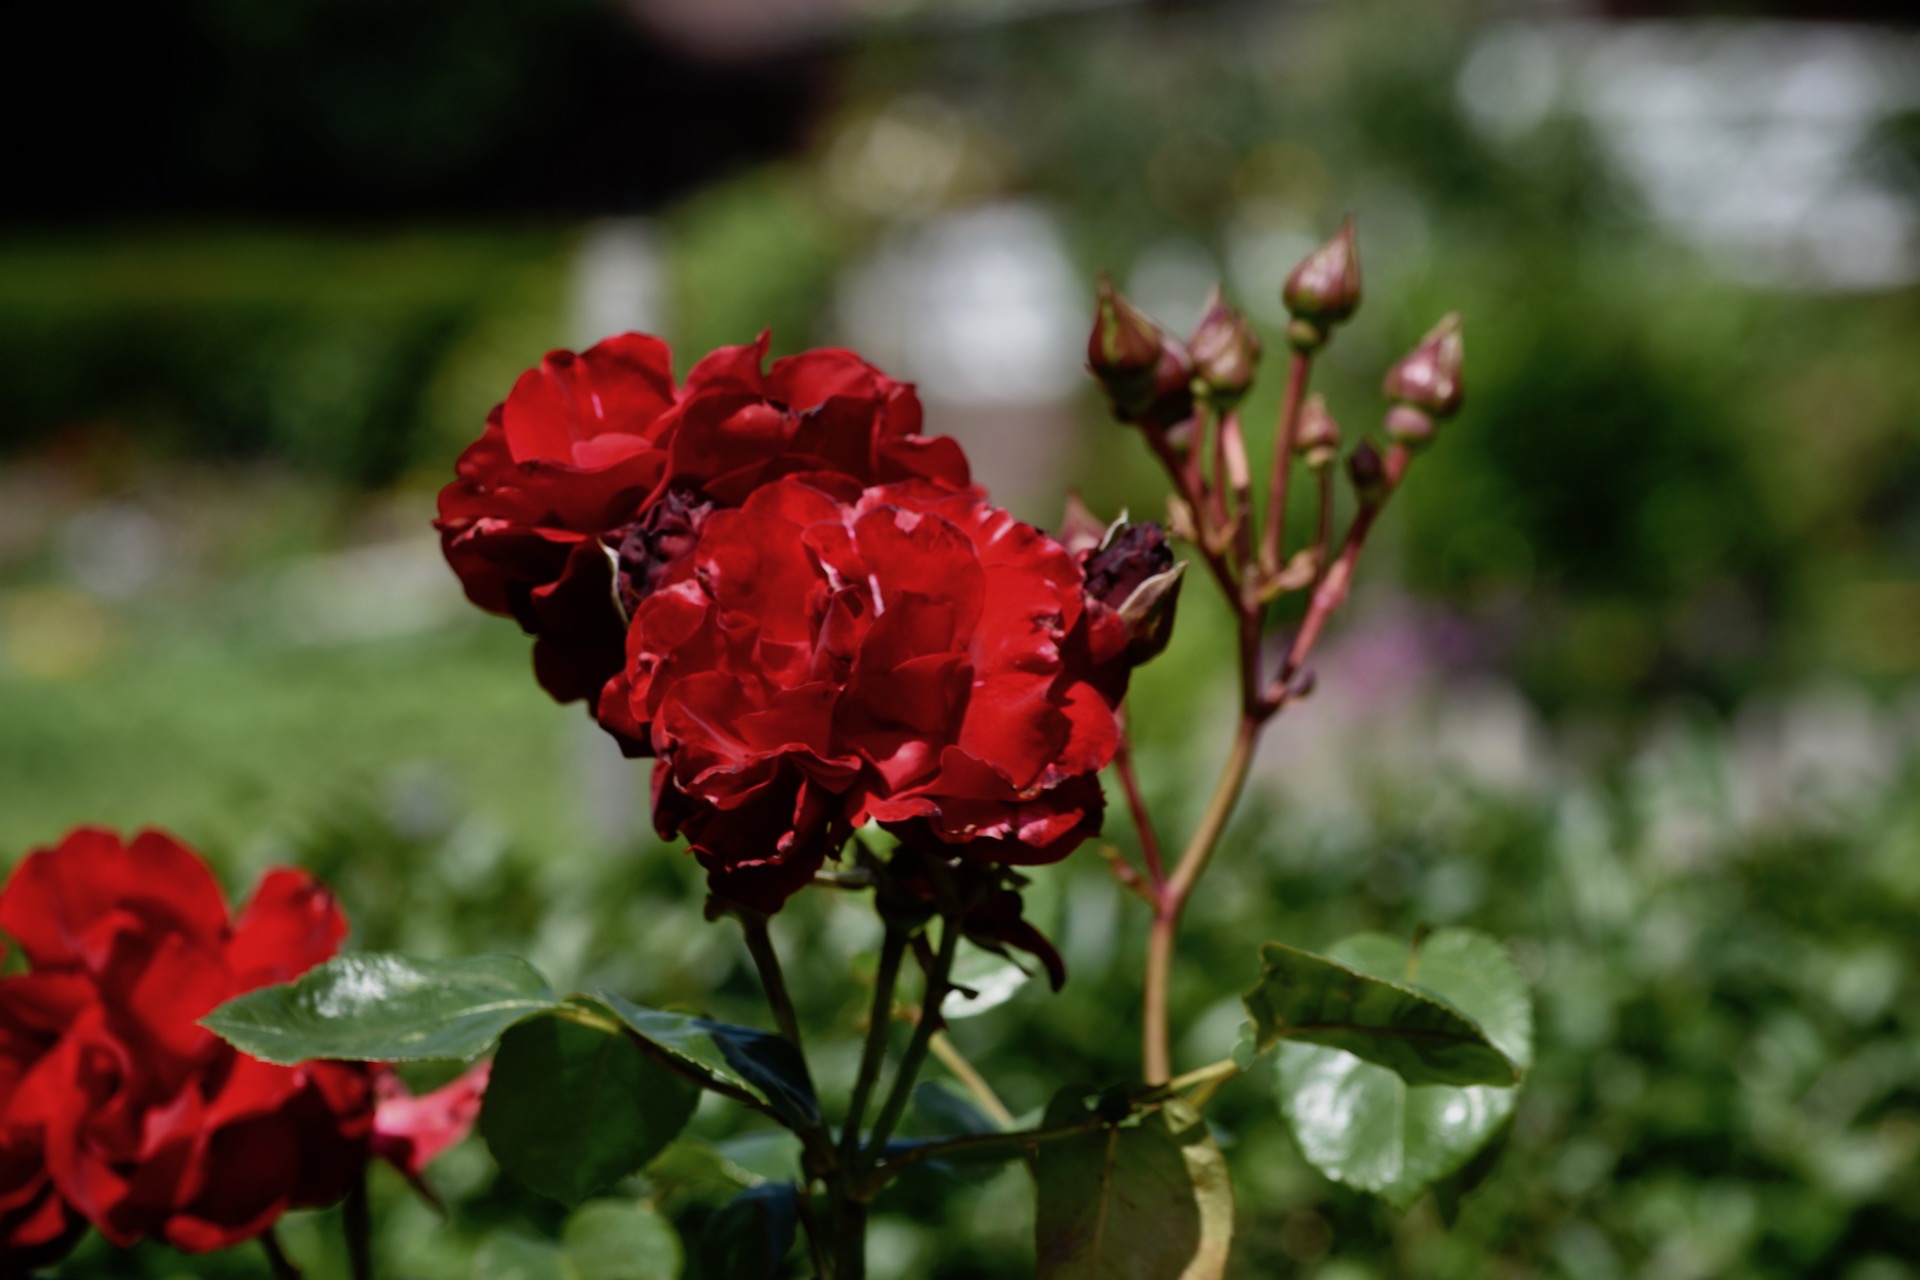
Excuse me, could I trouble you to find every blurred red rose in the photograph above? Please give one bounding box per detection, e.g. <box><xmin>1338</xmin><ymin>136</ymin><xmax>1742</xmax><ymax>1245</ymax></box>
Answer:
<box><xmin>370</xmin><ymin>1059</ymin><xmax>491</xmax><ymax>1205</ymax></box>
<box><xmin>0</xmin><ymin>828</ymin><xmax>373</xmax><ymax>1259</ymax></box>
<box><xmin>626</xmin><ymin>474</ymin><xmax>1125</xmax><ymax>912</ymax></box>
<box><xmin>437</xmin><ymin>331</ymin><xmax>970</xmax><ymax>720</ymax></box>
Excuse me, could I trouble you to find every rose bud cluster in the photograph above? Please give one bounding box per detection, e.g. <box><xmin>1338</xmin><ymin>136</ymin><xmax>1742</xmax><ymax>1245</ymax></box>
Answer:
<box><xmin>444</xmin><ymin>333</ymin><xmax>1182</xmax><ymax>924</ymax></box>
<box><xmin>437</xmin><ymin>332</ymin><xmax>970</xmax><ymax>725</ymax></box>
<box><xmin>0</xmin><ymin>829</ymin><xmax>486</xmax><ymax>1268</ymax></box>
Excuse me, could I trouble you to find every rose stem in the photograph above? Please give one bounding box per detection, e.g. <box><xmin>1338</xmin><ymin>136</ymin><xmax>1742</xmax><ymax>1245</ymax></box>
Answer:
<box><xmin>262</xmin><ymin>1230</ymin><xmax>303</xmax><ymax>1280</ymax></box>
<box><xmin>862</xmin><ymin>913</ymin><xmax>961</xmax><ymax>1160</ymax></box>
<box><xmin>343</xmin><ymin>1166</ymin><xmax>373</xmax><ymax>1280</ymax></box>
<box><xmin>928</xmin><ymin>1030</ymin><xmax>1017</xmax><ymax>1130</ymax></box>
<box><xmin>1112</xmin><ymin>713</ymin><xmax>1167</xmax><ymax>887</ymax></box>
<box><xmin>1142</xmin><ymin>715</ymin><xmax>1259</xmax><ymax>1084</ymax></box>
<box><xmin>1260</xmin><ymin>350</ymin><xmax>1314</xmax><ymax>577</ymax></box>
<box><xmin>1140</xmin><ymin>436</ymin><xmax>1411</xmax><ymax>1084</ymax></box>
<box><xmin>840</xmin><ymin>924</ymin><xmax>908</xmax><ymax>1166</ymax></box>
<box><xmin>741</xmin><ymin>915</ymin><xmax>805</xmax><ymax>1053</ymax></box>
<box><xmin>796</xmin><ymin>1186</ymin><xmax>834</xmax><ymax>1280</ymax></box>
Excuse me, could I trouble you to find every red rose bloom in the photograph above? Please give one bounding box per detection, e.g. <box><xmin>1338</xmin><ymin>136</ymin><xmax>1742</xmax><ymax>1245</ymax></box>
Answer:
<box><xmin>0</xmin><ymin>829</ymin><xmax>373</xmax><ymax>1259</ymax></box>
<box><xmin>437</xmin><ymin>331</ymin><xmax>970</xmax><ymax>718</ymax></box>
<box><xmin>625</xmin><ymin>474</ymin><xmax>1131</xmax><ymax>912</ymax></box>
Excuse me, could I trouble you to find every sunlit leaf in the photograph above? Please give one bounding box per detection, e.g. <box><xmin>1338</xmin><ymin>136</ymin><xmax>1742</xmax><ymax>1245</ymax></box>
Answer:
<box><xmin>1275</xmin><ymin>928</ymin><xmax>1532</xmax><ymax>1209</ymax></box>
<box><xmin>204</xmin><ymin>953</ymin><xmax>556</xmax><ymax>1064</ymax></box>
<box><xmin>563</xmin><ymin>1200</ymin><xmax>683</xmax><ymax>1280</ymax></box>
<box><xmin>1243</xmin><ymin>940</ymin><xmax>1517</xmax><ymax>1087</ymax></box>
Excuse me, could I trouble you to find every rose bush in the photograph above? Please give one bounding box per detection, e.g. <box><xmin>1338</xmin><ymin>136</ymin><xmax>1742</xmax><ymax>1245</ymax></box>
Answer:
<box><xmin>437</xmin><ymin>332</ymin><xmax>970</xmax><ymax>717</ymax></box>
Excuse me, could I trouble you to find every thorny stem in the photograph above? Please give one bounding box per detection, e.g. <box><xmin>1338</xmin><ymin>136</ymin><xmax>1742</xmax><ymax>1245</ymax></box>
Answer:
<box><xmin>864</xmin><ymin>915</ymin><xmax>962</xmax><ymax>1162</ymax></box>
<box><xmin>1261</xmin><ymin>351</ymin><xmax>1314</xmax><ymax>576</ymax></box>
<box><xmin>929</xmin><ymin>1030</ymin><xmax>1018</xmax><ymax>1130</ymax></box>
<box><xmin>262</xmin><ymin>1230</ymin><xmax>302</xmax><ymax>1280</ymax></box>
<box><xmin>841</xmin><ymin>925</ymin><xmax>908</xmax><ymax>1167</ymax></box>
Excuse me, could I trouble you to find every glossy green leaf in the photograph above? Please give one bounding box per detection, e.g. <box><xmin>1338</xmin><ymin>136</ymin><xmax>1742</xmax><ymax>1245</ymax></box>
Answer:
<box><xmin>203</xmin><ymin>953</ymin><xmax>556</xmax><ymax>1065</ymax></box>
<box><xmin>699</xmin><ymin>1182</ymin><xmax>799</xmax><ymax>1280</ymax></box>
<box><xmin>481</xmin><ymin>1011</ymin><xmax>699</xmax><ymax>1206</ymax></box>
<box><xmin>1035</xmin><ymin>1091</ymin><xmax>1233</xmax><ymax>1280</ymax></box>
<box><xmin>1275</xmin><ymin>928</ymin><xmax>1533</xmax><ymax>1209</ymax></box>
<box><xmin>563</xmin><ymin>1200</ymin><xmax>684</xmax><ymax>1280</ymax></box>
<box><xmin>1243</xmin><ymin>940</ymin><xmax>1517</xmax><ymax>1087</ymax></box>
<box><xmin>474</xmin><ymin>1233</ymin><xmax>569</xmax><ymax>1280</ymax></box>
<box><xmin>587</xmin><ymin>990</ymin><xmax>820</xmax><ymax>1130</ymax></box>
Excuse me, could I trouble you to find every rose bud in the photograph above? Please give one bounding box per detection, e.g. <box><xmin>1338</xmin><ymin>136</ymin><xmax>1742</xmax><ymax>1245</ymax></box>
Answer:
<box><xmin>1282</xmin><ymin>217</ymin><xmax>1362</xmax><ymax>332</ymax></box>
<box><xmin>1087</xmin><ymin>276</ymin><xmax>1167</xmax><ymax>420</ymax></box>
<box><xmin>1145</xmin><ymin>336</ymin><xmax>1199</xmax><ymax>428</ymax></box>
<box><xmin>1347</xmin><ymin>439</ymin><xmax>1389</xmax><ymax>505</ymax></box>
<box><xmin>1384</xmin><ymin>403</ymin><xmax>1437</xmax><ymax>449</ymax></box>
<box><xmin>1293</xmin><ymin>394</ymin><xmax>1342</xmax><ymax>469</ymax></box>
<box><xmin>1083</xmin><ymin>521</ymin><xmax>1186</xmax><ymax>666</ymax></box>
<box><xmin>1382</xmin><ymin>312</ymin><xmax>1464</xmax><ymax>419</ymax></box>
<box><xmin>1188</xmin><ymin>288</ymin><xmax>1261</xmax><ymax>408</ymax></box>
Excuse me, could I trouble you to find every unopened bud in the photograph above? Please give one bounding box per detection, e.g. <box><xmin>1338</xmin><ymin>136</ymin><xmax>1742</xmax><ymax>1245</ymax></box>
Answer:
<box><xmin>1146</xmin><ymin>337</ymin><xmax>1197</xmax><ymax>428</ymax></box>
<box><xmin>1293</xmin><ymin>394</ymin><xmax>1342</xmax><ymax>469</ymax></box>
<box><xmin>1282</xmin><ymin>217</ymin><xmax>1361</xmax><ymax>328</ymax></box>
<box><xmin>1383</xmin><ymin>404</ymin><xmax>1436</xmax><ymax>449</ymax></box>
<box><xmin>1087</xmin><ymin>276</ymin><xmax>1167</xmax><ymax>420</ymax></box>
<box><xmin>1083</xmin><ymin>522</ymin><xmax>1184</xmax><ymax>666</ymax></box>
<box><xmin>1187</xmin><ymin>288</ymin><xmax>1261</xmax><ymax>408</ymax></box>
<box><xmin>1347</xmin><ymin>440</ymin><xmax>1388</xmax><ymax>505</ymax></box>
<box><xmin>1382</xmin><ymin>312</ymin><xmax>1464</xmax><ymax>419</ymax></box>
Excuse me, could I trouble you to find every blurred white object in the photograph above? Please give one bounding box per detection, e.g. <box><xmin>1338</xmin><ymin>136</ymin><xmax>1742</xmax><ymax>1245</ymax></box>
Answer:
<box><xmin>1459</xmin><ymin>20</ymin><xmax>1920</xmax><ymax>290</ymax></box>
<box><xmin>837</xmin><ymin>200</ymin><xmax>1083</xmax><ymax>508</ymax></box>
<box><xmin>571</xmin><ymin>219</ymin><xmax>668</xmax><ymax>345</ymax></box>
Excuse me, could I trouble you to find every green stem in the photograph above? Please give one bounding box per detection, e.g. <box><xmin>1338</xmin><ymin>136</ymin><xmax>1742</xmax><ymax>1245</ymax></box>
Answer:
<box><xmin>1143</xmin><ymin>716</ymin><xmax>1260</xmax><ymax>1083</ymax></box>
<box><xmin>262</xmin><ymin>1230</ymin><xmax>303</xmax><ymax>1280</ymax></box>
<box><xmin>840</xmin><ymin>924</ymin><xmax>908</xmax><ymax>1165</ymax></box>
<box><xmin>343</xmin><ymin>1166</ymin><xmax>373</xmax><ymax>1280</ymax></box>
<box><xmin>863</xmin><ymin>915</ymin><xmax>961</xmax><ymax>1161</ymax></box>
<box><xmin>741</xmin><ymin>915</ymin><xmax>805</xmax><ymax>1052</ymax></box>
<box><xmin>832</xmin><ymin>1197</ymin><xmax>869</xmax><ymax>1280</ymax></box>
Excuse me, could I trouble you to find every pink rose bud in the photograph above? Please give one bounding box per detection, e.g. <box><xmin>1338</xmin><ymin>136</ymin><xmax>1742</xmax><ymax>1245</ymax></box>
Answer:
<box><xmin>1282</xmin><ymin>217</ymin><xmax>1361</xmax><ymax>328</ymax></box>
<box><xmin>1384</xmin><ymin>404</ymin><xmax>1437</xmax><ymax>449</ymax></box>
<box><xmin>1087</xmin><ymin>276</ymin><xmax>1167</xmax><ymax>420</ymax></box>
<box><xmin>1382</xmin><ymin>312</ymin><xmax>1464</xmax><ymax>419</ymax></box>
<box><xmin>1293</xmin><ymin>394</ymin><xmax>1343</xmax><ymax>469</ymax></box>
<box><xmin>1187</xmin><ymin>288</ymin><xmax>1261</xmax><ymax>408</ymax></box>
<box><xmin>1347</xmin><ymin>439</ymin><xmax>1389</xmax><ymax>505</ymax></box>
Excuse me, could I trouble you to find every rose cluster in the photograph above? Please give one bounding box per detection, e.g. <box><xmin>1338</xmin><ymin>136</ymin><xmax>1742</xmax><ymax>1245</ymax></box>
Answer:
<box><xmin>440</xmin><ymin>334</ymin><xmax>1178</xmax><ymax>918</ymax></box>
<box><xmin>0</xmin><ymin>828</ymin><xmax>482</xmax><ymax>1268</ymax></box>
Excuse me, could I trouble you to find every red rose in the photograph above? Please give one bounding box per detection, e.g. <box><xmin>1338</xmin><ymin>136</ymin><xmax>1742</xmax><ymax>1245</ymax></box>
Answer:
<box><xmin>625</xmin><ymin>474</ymin><xmax>1126</xmax><ymax>912</ymax></box>
<box><xmin>370</xmin><ymin>1060</ymin><xmax>491</xmax><ymax>1206</ymax></box>
<box><xmin>437</xmin><ymin>332</ymin><xmax>970</xmax><ymax>721</ymax></box>
<box><xmin>0</xmin><ymin>829</ymin><xmax>374</xmax><ymax>1258</ymax></box>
